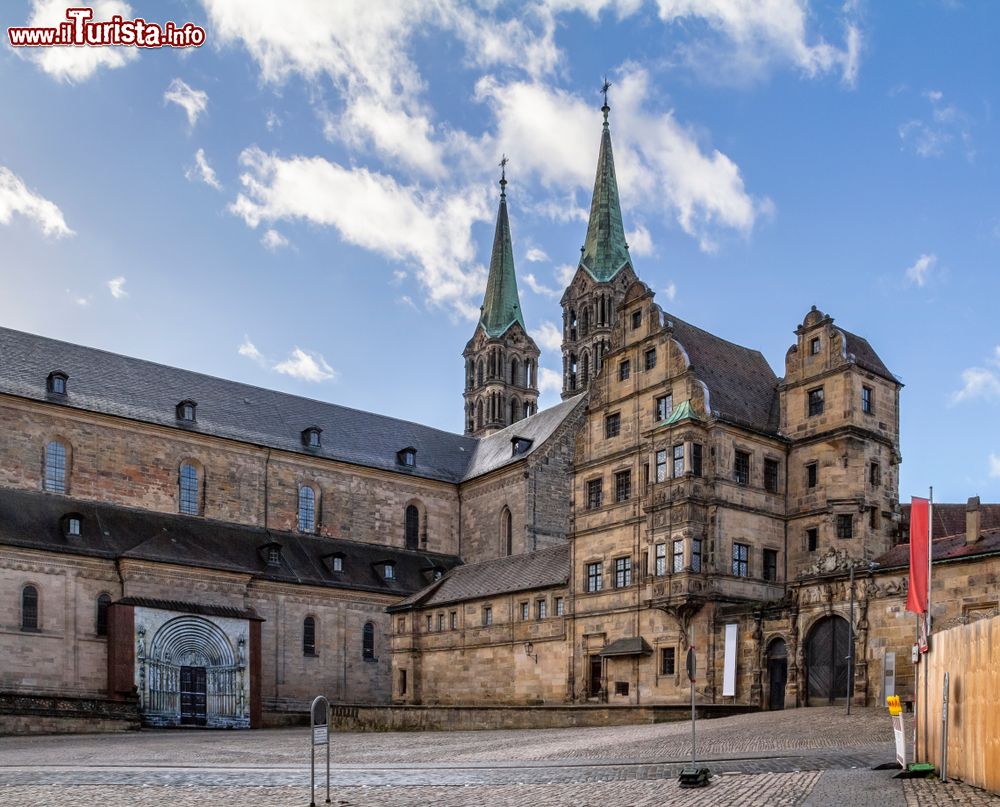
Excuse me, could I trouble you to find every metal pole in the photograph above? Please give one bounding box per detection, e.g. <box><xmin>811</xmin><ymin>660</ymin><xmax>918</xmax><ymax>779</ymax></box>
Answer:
<box><xmin>326</xmin><ymin>701</ymin><xmax>331</xmax><ymax>804</ymax></box>
<box><xmin>847</xmin><ymin>564</ymin><xmax>855</xmax><ymax>715</ymax></box>
<box><xmin>941</xmin><ymin>672</ymin><xmax>949</xmax><ymax>782</ymax></box>
<box><xmin>310</xmin><ymin>712</ymin><xmax>316</xmax><ymax>807</ymax></box>
<box><xmin>690</xmin><ymin>624</ymin><xmax>696</xmax><ymax>767</ymax></box>
<box><xmin>913</xmin><ymin>614</ymin><xmax>920</xmax><ymax>764</ymax></box>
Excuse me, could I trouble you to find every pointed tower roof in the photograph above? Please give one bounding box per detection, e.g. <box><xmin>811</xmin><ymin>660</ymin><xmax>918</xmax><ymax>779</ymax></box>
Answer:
<box><xmin>578</xmin><ymin>92</ymin><xmax>631</xmax><ymax>283</ymax></box>
<box><xmin>478</xmin><ymin>161</ymin><xmax>526</xmax><ymax>338</ymax></box>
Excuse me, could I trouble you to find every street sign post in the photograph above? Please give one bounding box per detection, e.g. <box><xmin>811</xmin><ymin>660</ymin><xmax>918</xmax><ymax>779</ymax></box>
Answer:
<box><xmin>309</xmin><ymin>695</ymin><xmax>331</xmax><ymax>806</ymax></box>
<box><xmin>678</xmin><ymin>628</ymin><xmax>710</xmax><ymax>788</ymax></box>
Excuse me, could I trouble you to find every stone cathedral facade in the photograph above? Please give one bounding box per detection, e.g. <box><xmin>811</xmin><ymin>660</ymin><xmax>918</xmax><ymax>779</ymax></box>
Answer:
<box><xmin>3</xmin><ymin>98</ymin><xmax>998</xmax><ymax>733</ymax></box>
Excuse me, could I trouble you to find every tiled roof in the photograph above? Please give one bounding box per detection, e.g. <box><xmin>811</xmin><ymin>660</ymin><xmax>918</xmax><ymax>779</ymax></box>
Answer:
<box><xmin>578</xmin><ymin>110</ymin><xmax>631</xmax><ymax>283</ymax></box>
<box><xmin>462</xmin><ymin>396</ymin><xmax>585</xmax><ymax>480</ymax></box>
<box><xmin>840</xmin><ymin>329</ymin><xmax>895</xmax><ymax>382</ymax></box>
<box><xmin>0</xmin><ymin>326</ymin><xmax>478</xmax><ymax>483</ymax></box>
<box><xmin>599</xmin><ymin>637</ymin><xmax>652</xmax><ymax>657</ymax></box>
<box><xmin>669</xmin><ymin>317</ymin><xmax>780</xmax><ymax>434</ymax></box>
<box><xmin>900</xmin><ymin>502</ymin><xmax>1000</xmax><ymax>540</ymax></box>
<box><xmin>876</xmin><ymin>528</ymin><xmax>1000</xmax><ymax>570</ymax></box>
<box><xmin>389</xmin><ymin>543</ymin><xmax>569</xmax><ymax>611</ymax></box>
<box><xmin>0</xmin><ymin>487</ymin><xmax>461</xmax><ymax>595</ymax></box>
<box><xmin>478</xmin><ymin>186</ymin><xmax>526</xmax><ymax>338</ymax></box>
<box><xmin>116</xmin><ymin>597</ymin><xmax>263</xmax><ymax>621</ymax></box>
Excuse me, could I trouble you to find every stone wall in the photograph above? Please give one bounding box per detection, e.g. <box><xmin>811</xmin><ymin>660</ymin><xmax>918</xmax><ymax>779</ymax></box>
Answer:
<box><xmin>0</xmin><ymin>692</ymin><xmax>140</xmax><ymax>735</ymax></box>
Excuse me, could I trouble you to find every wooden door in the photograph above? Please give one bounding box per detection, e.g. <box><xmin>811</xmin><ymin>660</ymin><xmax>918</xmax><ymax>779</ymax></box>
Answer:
<box><xmin>768</xmin><ymin>657</ymin><xmax>787</xmax><ymax>710</ymax></box>
<box><xmin>180</xmin><ymin>666</ymin><xmax>207</xmax><ymax>726</ymax></box>
<box><xmin>589</xmin><ymin>656</ymin><xmax>603</xmax><ymax>699</ymax></box>
<box><xmin>806</xmin><ymin>616</ymin><xmax>849</xmax><ymax>704</ymax></box>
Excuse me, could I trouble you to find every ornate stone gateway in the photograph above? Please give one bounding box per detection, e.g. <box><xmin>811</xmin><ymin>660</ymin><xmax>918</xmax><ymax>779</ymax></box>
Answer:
<box><xmin>805</xmin><ymin>615</ymin><xmax>850</xmax><ymax>705</ymax></box>
<box><xmin>106</xmin><ymin>599</ymin><xmax>262</xmax><ymax>729</ymax></box>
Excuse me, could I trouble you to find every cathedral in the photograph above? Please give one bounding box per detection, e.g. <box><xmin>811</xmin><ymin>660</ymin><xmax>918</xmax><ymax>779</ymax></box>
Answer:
<box><xmin>2</xmin><ymin>97</ymin><xmax>998</xmax><ymax>733</ymax></box>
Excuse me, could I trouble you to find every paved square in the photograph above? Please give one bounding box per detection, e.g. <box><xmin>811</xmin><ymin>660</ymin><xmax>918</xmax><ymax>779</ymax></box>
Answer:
<box><xmin>0</xmin><ymin>708</ymin><xmax>996</xmax><ymax>805</ymax></box>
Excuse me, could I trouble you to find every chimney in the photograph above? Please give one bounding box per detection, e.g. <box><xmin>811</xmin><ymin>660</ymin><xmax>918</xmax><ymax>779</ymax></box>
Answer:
<box><xmin>966</xmin><ymin>496</ymin><xmax>981</xmax><ymax>545</ymax></box>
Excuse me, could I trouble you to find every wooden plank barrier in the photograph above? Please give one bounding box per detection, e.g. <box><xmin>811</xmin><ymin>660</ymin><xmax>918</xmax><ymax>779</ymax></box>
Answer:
<box><xmin>919</xmin><ymin>614</ymin><xmax>1000</xmax><ymax>793</ymax></box>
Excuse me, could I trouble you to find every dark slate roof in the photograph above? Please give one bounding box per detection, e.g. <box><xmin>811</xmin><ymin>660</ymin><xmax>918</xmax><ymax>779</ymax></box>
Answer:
<box><xmin>600</xmin><ymin>637</ymin><xmax>652</xmax><ymax>657</ymax></box>
<box><xmin>876</xmin><ymin>528</ymin><xmax>1000</xmax><ymax>570</ymax></box>
<box><xmin>669</xmin><ymin>317</ymin><xmax>780</xmax><ymax>434</ymax></box>
<box><xmin>116</xmin><ymin>597</ymin><xmax>263</xmax><ymax>621</ymax></box>
<box><xmin>389</xmin><ymin>543</ymin><xmax>569</xmax><ymax>611</ymax></box>
<box><xmin>462</xmin><ymin>396</ymin><xmax>585</xmax><ymax>480</ymax></box>
<box><xmin>0</xmin><ymin>487</ymin><xmax>461</xmax><ymax>596</ymax></box>
<box><xmin>0</xmin><ymin>326</ymin><xmax>478</xmax><ymax>483</ymax></box>
<box><xmin>840</xmin><ymin>329</ymin><xmax>895</xmax><ymax>383</ymax></box>
<box><xmin>900</xmin><ymin>502</ymin><xmax>1000</xmax><ymax>540</ymax></box>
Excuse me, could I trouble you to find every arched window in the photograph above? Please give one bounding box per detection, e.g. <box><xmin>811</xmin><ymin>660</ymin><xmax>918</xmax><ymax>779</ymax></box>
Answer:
<box><xmin>476</xmin><ymin>399</ymin><xmax>484</xmax><ymax>429</ymax></box>
<box><xmin>404</xmin><ymin>505</ymin><xmax>420</xmax><ymax>550</ymax></box>
<box><xmin>525</xmin><ymin>359</ymin><xmax>535</xmax><ymax>389</ymax></box>
<box><xmin>298</xmin><ymin>486</ymin><xmax>316</xmax><ymax>533</ymax></box>
<box><xmin>362</xmin><ymin>622</ymin><xmax>375</xmax><ymax>660</ymax></box>
<box><xmin>44</xmin><ymin>440</ymin><xmax>67</xmax><ymax>493</ymax></box>
<box><xmin>501</xmin><ymin>507</ymin><xmax>513</xmax><ymax>556</ymax></box>
<box><xmin>509</xmin><ymin>398</ymin><xmax>520</xmax><ymax>424</ymax></box>
<box><xmin>569</xmin><ymin>309</ymin><xmax>578</xmax><ymax>340</ymax></box>
<box><xmin>569</xmin><ymin>353</ymin><xmax>578</xmax><ymax>391</ymax></box>
<box><xmin>21</xmin><ymin>585</ymin><xmax>39</xmax><ymax>631</ymax></box>
<box><xmin>178</xmin><ymin>462</ymin><xmax>201</xmax><ymax>515</ymax></box>
<box><xmin>466</xmin><ymin>359</ymin><xmax>474</xmax><ymax>389</ymax></box>
<box><xmin>581</xmin><ymin>352</ymin><xmax>590</xmax><ymax>387</ymax></box>
<box><xmin>510</xmin><ymin>357</ymin><xmax>520</xmax><ymax>386</ymax></box>
<box><xmin>476</xmin><ymin>360</ymin><xmax>484</xmax><ymax>387</ymax></box>
<box><xmin>303</xmin><ymin>616</ymin><xmax>317</xmax><ymax>656</ymax></box>
<box><xmin>96</xmin><ymin>592</ymin><xmax>112</xmax><ymax>636</ymax></box>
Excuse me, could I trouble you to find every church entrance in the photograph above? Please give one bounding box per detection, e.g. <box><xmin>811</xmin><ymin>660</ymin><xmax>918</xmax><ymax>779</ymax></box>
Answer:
<box><xmin>180</xmin><ymin>666</ymin><xmax>207</xmax><ymax>726</ymax></box>
<box><xmin>805</xmin><ymin>615</ymin><xmax>850</xmax><ymax>705</ymax></box>
<box><xmin>766</xmin><ymin>638</ymin><xmax>787</xmax><ymax>710</ymax></box>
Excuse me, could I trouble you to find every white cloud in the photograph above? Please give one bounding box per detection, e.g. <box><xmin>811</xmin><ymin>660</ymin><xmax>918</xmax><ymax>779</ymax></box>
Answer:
<box><xmin>951</xmin><ymin>348</ymin><xmax>1000</xmax><ymax>404</ymax></box>
<box><xmin>186</xmin><ymin>148</ymin><xmax>222</xmax><ymax>190</ymax></box>
<box><xmin>230</xmin><ymin>147</ymin><xmax>490</xmax><ymax>319</ymax></box>
<box><xmin>274</xmin><ymin>347</ymin><xmax>337</xmax><ymax>382</ymax></box>
<box><xmin>20</xmin><ymin>0</ymin><xmax>138</xmax><ymax>82</ymax></box>
<box><xmin>531</xmin><ymin>321</ymin><xmax>564</xmax><ymax>352</ymax></box>
<box><xmin>265</xmin><ymin>110</ymin><xmax>282</xmax><ymax>131</ymax></box>
<box><xmin>260</xmin><ymin>228</ymin><xmax>289</xmax><ymax>250</ymax></box>
<box><xmin>164</xmin><ymin>79</ymin><xmax>209</xmax><ymax>128</ymax></box>
<box><xmin>663</xmin><ymin>281</ymin><xmax>677</xmax><ymax>302</ymax></box>
<box><xmin>0</xmin><ymin>166</ymin><xmax>74</xmax><ymax>237</ymax></box>
<box><xmin>626</xmin><ymin>224</ymin><xmax>653</xmax><ymax>256</ymax></box>
<box><xmin>555</xmin><ymin>264</ymin><xmax>577</xmax><ymax>287</ymax></box>
<box><xmin>238</xmin><ymin>338</ymin><xmax>264</xmax><ymax>364</ymax></box>
<box><xmin>904</xmin><ymin>253</ymin><xmax>936</xmax><ymax>287</ymax></box>
<box><xmin>525</xmin><ymin>247</ymin><xmax>549</xmax><ymax>262</ymax></box>
<box><xmin>538</xmin><ymin>366</ymin><xmax>563</xmax><ymax>394</ymax></box>
<box><xmin>476</xmin><ymin>68</ymin><xmax>764</xmax><ymax>252</ymax></box>
<box><xmin>399</xmin><ymin>295</ymin><xmax>418</xmax><ymax>310</ymax></box>
<box><xmin>239</xmin><ymin>337</ymin><xmax>337</xmax><ymax>382</ymax></box>
<box><xmin>524</xmin><ymin>273</ymin><xmax>560</xmax><ymax>298</ymax></box>
<box><xmin>654</xmin><ymin>0</ymin><xmax>862</xmax><ymax>85</ymax></box>
<box><xmin>899</xmin><ymin>90</ymin><xmax>974</xmax><ymax>160</ymax></box>
<box><xmin>989</xmin><ymin>453</ymin><xmax>1000</xmax><ymax>479</ymax></box>
<box><xmin>107</xmin><ymin>277</ymin><xmax>128</xmax><ymax>299</ymax></box>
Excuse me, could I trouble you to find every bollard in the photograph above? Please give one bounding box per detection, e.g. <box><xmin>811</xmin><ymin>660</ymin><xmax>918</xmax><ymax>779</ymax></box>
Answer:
<box><xmin>309</xmin><ymin>695</ymin><xmax>331</xmax><ymax>806</ymax></box>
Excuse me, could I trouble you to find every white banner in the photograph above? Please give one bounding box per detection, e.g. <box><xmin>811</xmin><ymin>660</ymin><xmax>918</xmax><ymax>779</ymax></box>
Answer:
<box><xmin>722</xmin><ymin>623</ymin><xmax>738</xmax><ymax>697</ymax></box>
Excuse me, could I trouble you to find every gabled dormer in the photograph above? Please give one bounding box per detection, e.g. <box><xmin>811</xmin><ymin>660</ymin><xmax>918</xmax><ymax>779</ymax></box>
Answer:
<box><xmin>46</xmin><ymin>370</ymin><xmax>68</xmax><ymax>395</ymax></box>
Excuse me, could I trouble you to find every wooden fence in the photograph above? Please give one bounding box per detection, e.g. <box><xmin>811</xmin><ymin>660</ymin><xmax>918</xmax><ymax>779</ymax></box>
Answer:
<box><xmin>918</xmin><ymin>614</ymin><xmax>1000</xmax><ymax>793</ymax></box>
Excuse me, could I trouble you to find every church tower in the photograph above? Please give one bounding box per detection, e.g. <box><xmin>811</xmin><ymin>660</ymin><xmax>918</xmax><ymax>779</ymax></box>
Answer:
<box><xmin>560</xmin><ymin>88</ymin><xmax>638</xmax><ymax>398</ymax></box>
<box><xmin>463</xmin><ymin>164</ymin><xmax>540</xmax><ymax>437</ymax></box>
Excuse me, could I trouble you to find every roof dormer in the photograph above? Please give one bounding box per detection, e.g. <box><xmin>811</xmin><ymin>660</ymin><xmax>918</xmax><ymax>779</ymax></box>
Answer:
<box><xmin>302</xmin><ymin>426</ymin><xmax>322</xmax><ymax>449</ymax></box>
<box><xmin>176</xmin><ymin>399</ymin><xmax>197</xmax><ymax>422</ymax></box>
<box><xmin>397</xmin><ymin>447</ymin><xmax>416</xmax><ymax>468</ymax></box>
<box><xmin>46</xmin><ymin>371</ymin><xmax>68</xmax><ymax>395</ymax></box>
<box><xmin>259</xmin><ymin>541</ymin><xmax>283</xmax><ymax>567</ymax></box>
<box><xmin>511</xmin><ymin>436</ymin><xmax>533</xmax><ymax>456</ymax></box>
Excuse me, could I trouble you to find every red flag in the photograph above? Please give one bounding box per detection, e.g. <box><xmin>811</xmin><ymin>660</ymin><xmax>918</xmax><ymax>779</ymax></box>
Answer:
<box><xmin>906</xmin><ymin>496</ymin><xmax>930</xmax><ymax>614</ymax></box>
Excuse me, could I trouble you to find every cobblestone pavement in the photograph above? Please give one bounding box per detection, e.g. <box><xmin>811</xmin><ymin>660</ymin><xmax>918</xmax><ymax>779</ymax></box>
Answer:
<box><xmin>0</xmin><ymin>708</ymin><xmax>996</xmax><ymax>805</ymax></box>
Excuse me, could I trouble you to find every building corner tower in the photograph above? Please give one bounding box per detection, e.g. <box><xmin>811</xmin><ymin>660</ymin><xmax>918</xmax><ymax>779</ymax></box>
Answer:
<box><xmin>463</xmin><ymin>164</ymin><xmax>540</xmax><ymax>437</ymax></box>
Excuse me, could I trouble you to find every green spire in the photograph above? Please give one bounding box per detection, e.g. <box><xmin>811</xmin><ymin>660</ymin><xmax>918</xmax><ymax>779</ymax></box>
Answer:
<box><xmin>579</xmin><ymin>95</ymin><xmax>631</xmax><ymax>283</ymax></box>
<box><xmin>479</xmin><ymin>159</ymin><xmax>526</xmax><ymax>338</ymax></box>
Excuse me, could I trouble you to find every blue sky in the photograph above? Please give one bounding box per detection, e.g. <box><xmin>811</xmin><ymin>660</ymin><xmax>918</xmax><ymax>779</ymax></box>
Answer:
<box><xmin>1</xmin><ymin>0</ymin><xmax>998</xmax><ymax>503</ymax></box>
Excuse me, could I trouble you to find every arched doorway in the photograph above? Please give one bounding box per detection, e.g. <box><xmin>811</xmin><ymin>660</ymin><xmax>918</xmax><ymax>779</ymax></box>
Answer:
<box><xmin>766</xmin><ymin>638</ymin><xmax>787</xmax><ymax>710</ymax></box>
<box><xmin>805</xmin><ymin>615</ymin><xmax>850</xmax><ymax>705</ymax></box>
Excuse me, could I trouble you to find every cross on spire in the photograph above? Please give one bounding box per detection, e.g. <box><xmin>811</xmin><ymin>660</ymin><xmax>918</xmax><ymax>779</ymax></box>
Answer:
<box><xmin>600</xmin><ymin>76</ymin><xmax>612</xmax><ymax>124</ymax></box>
<box><xmin>499</xmin><ymin>154</ymin><xmax>508</xmax><ymax>196</ymax></box>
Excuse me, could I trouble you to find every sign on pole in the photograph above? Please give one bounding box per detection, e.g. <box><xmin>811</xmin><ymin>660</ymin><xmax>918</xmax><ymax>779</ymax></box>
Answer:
<box><xmin>309</xmin><ymin>695</ymin><xmax>331</xmax><ymax>806</ymax></box>
<box><xmin>887</xmin><ymin>695</ymin><xmax>908</xmax><ymax>768</ymax></box>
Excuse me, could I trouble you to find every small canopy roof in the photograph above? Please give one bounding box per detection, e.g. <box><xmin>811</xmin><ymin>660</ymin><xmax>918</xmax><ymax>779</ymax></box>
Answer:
<box><xmin>599</xmin><ymin>636</ymin><xmax>652</xmax><ymax>657</ymax></box>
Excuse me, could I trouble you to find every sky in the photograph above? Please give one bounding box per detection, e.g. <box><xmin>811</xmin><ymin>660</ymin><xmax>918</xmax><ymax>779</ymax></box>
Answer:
<box><xmin>1</xmin><ymin>0</ymin><xmax>998</xmax><ymax>503</ymax></box>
